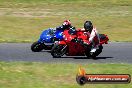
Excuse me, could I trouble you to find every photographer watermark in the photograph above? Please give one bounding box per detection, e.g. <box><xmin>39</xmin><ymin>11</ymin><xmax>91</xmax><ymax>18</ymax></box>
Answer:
<box><xmin>76</xmin><ymin>66</ymin><xmax>131</xmax><ymax>85</ymax></box>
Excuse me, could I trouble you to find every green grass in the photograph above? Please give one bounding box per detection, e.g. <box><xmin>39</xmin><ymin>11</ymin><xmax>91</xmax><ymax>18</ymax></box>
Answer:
<box><xmin>0</xmin><ymin>0</ymin><xmax>132</xmax><ymax>42</ymax></box>
<box><xmin>0</xmin><ymin>61</ymin><xmax>131</xmax><ymax>88</ymax></box>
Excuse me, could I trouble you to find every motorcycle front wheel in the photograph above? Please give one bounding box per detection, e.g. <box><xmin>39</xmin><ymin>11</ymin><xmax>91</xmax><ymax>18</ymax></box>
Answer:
<box><xmin>31</xmin><ymin>41</ymin><xmax>44</xmax><ymax>52</ymax></box>
<box><xmin>51</xmin><ymin>44</ymin><xmax>67</xmax><ymax>58</ymax></box>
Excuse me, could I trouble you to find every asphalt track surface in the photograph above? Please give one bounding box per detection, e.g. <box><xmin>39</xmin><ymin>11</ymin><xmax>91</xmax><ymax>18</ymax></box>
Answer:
<box><xmin>0</xmin><ymin>42</ymin><xmax>132</xmax><ymax>63</ymax></box>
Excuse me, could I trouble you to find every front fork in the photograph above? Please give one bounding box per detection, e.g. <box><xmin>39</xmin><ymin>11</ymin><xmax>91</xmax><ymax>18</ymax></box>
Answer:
<box><xmin>61</xmin><ymin>45</ymin><xmax>67</xmax><ymax>52</ymax></box>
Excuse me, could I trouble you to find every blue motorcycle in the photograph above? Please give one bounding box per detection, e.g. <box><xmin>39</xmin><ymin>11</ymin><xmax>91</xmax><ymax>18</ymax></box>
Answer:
<box><xmin>31</xmin><ymin>28</ymin><xmax>64</xmax><ymax>52</ymax></box>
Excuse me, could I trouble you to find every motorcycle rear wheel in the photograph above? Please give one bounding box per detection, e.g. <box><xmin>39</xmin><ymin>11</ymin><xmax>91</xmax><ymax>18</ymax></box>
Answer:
<box><xmin>91</xmin><ymin>45</ymin><xmax>103</xmax><ymax>59</ymax></box>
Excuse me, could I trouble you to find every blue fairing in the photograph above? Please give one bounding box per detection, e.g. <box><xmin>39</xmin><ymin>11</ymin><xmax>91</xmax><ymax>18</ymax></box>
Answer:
<box><xmin>38</xmin><ymin>28</ymin><xmax>63</xmax><ymax>43</ymax></box>
<box><xmin>38</xmin><ymin>28</ymin><xmax>53</xmax><ymax>43</ymax></box>
<box><xmin>55</xmin><ymin>30</ymin><xmax>64</xmax><ymax>40</ymax></box>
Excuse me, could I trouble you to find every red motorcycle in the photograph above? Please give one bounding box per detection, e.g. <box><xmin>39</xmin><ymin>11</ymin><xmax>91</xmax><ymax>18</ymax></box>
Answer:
<box><xmin>51</xmin><ymin>28</ymin><xmax>109</xmax><ymax>59</ymax></box>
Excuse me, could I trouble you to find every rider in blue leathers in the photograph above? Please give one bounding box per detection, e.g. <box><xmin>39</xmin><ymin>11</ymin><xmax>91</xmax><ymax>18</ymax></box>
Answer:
<box><xmin>55</xmin><ymin>20</ymin><xmax>73</xmax><ymax>30</ymax></box>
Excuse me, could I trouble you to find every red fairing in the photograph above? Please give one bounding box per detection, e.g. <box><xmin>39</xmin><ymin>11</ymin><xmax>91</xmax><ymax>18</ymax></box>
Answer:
<box><xmin>61</xmin><ymin>29</ymin><xmax>87</xmax><ymax>56</ymax></box>
<box><xmin>58</xmin><ymin>29</ymin><xmax>76</xmax><ymax>45</ymax></box>
<box><xmin>76</xmin><ymin>29</ymin><xmax>89</xmax><ymax>40</ymax></box>
<box><xmin>58</xmin><ymin>41</ymin><xmax>66</xmax><ymax>45</ymax></box>
<box><xmin>99</xmin><ymin>34</ymin><xmax>109</xmax><ymax>44</ymax></box>
<box><xmin>68</xmin><ymin>42</ymin><xmax>85</xmax><ymax>56</ymax></box>
<box><xmin>63</xmin><ymin>30</ymin><xmax>77</xmax><ymax>42</ymax></box>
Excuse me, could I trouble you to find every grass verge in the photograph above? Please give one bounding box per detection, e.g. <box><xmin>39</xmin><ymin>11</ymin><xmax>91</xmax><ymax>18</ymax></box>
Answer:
<box><xmin>0</xmin><ymin>61</ymin><xmax>131</xmax><ymax>88</ymax></box>
<box><xmin>0</xmin><ymin>0</ymin><xmax>132</xmax><ymax>42</ymax></box>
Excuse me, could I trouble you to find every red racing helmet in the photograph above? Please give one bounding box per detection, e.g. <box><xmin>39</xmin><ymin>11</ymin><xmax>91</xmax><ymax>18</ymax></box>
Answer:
<box><xmin>62</xmin><ymin>20</ymin><xmax>71</xmax><ymax>28</ymax></box>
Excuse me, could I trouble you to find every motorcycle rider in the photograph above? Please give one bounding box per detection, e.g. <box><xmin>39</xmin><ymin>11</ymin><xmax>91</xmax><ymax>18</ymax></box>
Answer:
<box><xmin>83</xmin><ymin>20</ymin><xmax>100</xmax><ymax>53</ymax></box>
<box><xmin>49</xmin><ymin>20</ymin><xmax>75</xmax><ymax>36</ymax></box>
<box><xmin>55</xmin><ymin>20</ymin><xmax>74</xmax><ymax>30</ymax></box>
